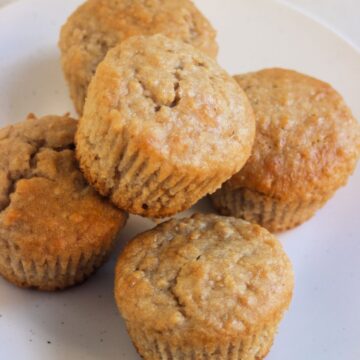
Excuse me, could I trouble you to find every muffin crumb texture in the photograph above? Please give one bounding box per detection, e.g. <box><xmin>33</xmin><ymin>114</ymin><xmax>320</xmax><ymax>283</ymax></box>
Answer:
<box><xmin>59</xmin><ymin>0</ymin><xmax>218</xmax><ymax>114</ymax></box>
<box><xmin>0</xmin><ymin>114</ymin><xmax>127</xmax><ymax>290</ymax></box>
<box><xmin>76</xmin><ymin>35</ymin><xmax>254</xmax><ymax>217</ymax></box>
<box><xmin>231</xmin><ymin>68</ymin><xmax>360</xmax><ymax>200</ymax></box>
<box><xmin>115</xmin><ymin>214</ymin><xmax>293</xmax><ymax>359</ymax></box>
<box><xmin>212</xmin><ymin>68</ymin><xmax>360</xmax><ymax>231</ymax></box>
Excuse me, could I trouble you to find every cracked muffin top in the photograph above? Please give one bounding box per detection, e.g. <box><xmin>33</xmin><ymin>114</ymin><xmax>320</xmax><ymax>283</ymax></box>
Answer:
<box><xmin>0</xmin><ymin>114</ymin><xmax>127</xmax><ymax>260</ymax></box>
<box><xmin>115</xmin><ymin>213</ymin><xmax>293</xmax><ymax>343</ymax></box>
<box><xmin>78</xmin><ymin>34</ymin><xmax>254</xmax><ymax>174</ymax></box>
<box><xmin>59</xmin><ymin>0</ymin><xmax>218</xmax><ymax>114</ymax></box>
<box><xmin>228</xmin><ymin>68</ymin><xmax>360</xmax><ymax>201</ymax></box>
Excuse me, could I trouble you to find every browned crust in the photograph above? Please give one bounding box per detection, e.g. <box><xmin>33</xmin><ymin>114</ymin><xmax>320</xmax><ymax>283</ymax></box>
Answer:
<box><xmin>229</xmin><ymin>68</ymin><xmax>360</xmax><ymax>202</ymax></box>
<box><xmin>75</xmin><ymin>35</ymin><xmax>255</xmax><ymax>217</ymax></box>
<box><xmin>115</xmin><ymin>214</ymin><xmax>293</xmax><ymax>357</ymax></box>
<box><xmin>0</xmin><ymin>114</ymin><xmax>128</xmax><ymax>290</ymax></box>
<box><xmin>59</xmin><ymin>0</ymin><xmax>218</xmax><ymax>114</ymax></box>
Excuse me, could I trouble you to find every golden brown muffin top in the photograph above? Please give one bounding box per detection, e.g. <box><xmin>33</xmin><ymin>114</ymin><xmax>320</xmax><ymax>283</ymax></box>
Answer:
<box><xmin>59</xmin><ymin>0</ymin><xmax>217</xmax><ymax>58</ymax></box>
<box><xmin>59</xmin><ymin>0</ymin><xmax>218</xmax><ymax>114</ymax></box>
<box><xmin>0</xmin><ymin>114</ymin><xmax>127</xmax><ymax>261</ymax></box>
<box><xmin>228</xmin><ymin>68</ymin><xmax>360</xmax><ymax>201</ymax></box>
<box><xmin>115</xmin><ymin>214</ymin><xmax>293</xmax><ymax>344</ymax></box>
<box><xmin>80</xmin><ymin>34</ymin><xmax>255</xmax><ymax>174</ymax></box>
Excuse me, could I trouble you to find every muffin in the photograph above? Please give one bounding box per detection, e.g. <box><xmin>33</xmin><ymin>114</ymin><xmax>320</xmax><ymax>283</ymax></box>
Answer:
<box><xmin>0</xmin><ymin>114</ymin><xmax>127</xmax><ymax>291</ymax></box>
<box><xmin>59</xmin><ymin>0</ymin><xmax>218</xmax><ymax>114</ymax></box>
<box><xmin>211</xmin><ymin>68</ymin><xmax>360</xmax><ymax>232</ymax></box>
<box><xmin>115</xmin><ymin>213</ymin><xmax>294</xmax><ymax>360</ymax></box>
<box><xmin>76</xmin><ymin>35</ymin><xmax>255</xmax><ymax>218</ymax></box>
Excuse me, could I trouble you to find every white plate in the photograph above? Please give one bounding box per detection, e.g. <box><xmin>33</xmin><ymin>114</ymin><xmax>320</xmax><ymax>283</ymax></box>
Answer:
<box><xmin>0</xmin><ymin>0</ymin><xmax>359</xmax><ymax>359</ymax></box>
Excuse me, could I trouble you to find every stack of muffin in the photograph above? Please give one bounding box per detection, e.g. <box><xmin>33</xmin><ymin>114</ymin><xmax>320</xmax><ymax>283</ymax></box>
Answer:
<box><xmin>0</xmin><ymin>0</ymin><xmax>359</xmax><ymax>359</ymax></box>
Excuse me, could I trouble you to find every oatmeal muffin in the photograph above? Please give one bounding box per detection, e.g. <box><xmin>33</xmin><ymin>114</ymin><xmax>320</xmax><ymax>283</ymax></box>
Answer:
<box><xmin>115</xmin><ymin>213</ymin><xmax>293</xmax><ymax>360</ymax></box>
<box><xmin>76</xmin><ymin>35</ymin><xmax>255</xmax><ymax>218</ymax></box>
<box><xmin>59</xmin><ymin>0</ymin><xmax>218</xmax><ymax>114</ymax></box>
<box><xmin>0</xmin><ymin>114</ymin><xmax>127</xmax><ymax>291</ymax></box>
<box><xmin>212</xmin><ymin>68</ymin><xmax>360</xmax><ymax>232</ymax></box>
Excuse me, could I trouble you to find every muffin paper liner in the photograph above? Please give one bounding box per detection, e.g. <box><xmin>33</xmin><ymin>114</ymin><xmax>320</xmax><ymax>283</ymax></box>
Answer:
<box><xmin>126</xmin><ymin>319</ymin><xmax>280</xmax><ymax>360</ymax></box>
<box><xmin>78</xmin><ymin>124</ymin><xmax>224</xmax><ymax>217</ymax></box>
<box><xmin>211</xmin><ymin>187</ymin><xmax>328</xmax><ymax>232</ymax></box>
<box><xmin>0</xmin><ymin>239</ymin><xmax>115</xmax><ymax>291</ymax></box>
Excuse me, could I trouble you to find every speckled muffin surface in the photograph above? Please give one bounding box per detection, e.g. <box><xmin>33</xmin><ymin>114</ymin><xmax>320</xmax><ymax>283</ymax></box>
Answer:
<box><xmin>212</xmin><ymin>68</ymin><xmax>360</xmax><ymax>231</ymax></box>
<box><xmin>76</xmin><ymin>35</ymin><xmax>255</xmax><ymax>218</ymax></box>
<box><xmin>59</xmin><ymin>0</ymin><xmax>218</xmax><ymax>114</ymax></box>
<box><xmin>0</xmin><ymin>114</ymin><xmax>127</xmax><ymax>291</ymax></box>
<box><xmin>115</xmin><ymin>213</ymin><xmax>293</xmax><ymax>360</ymax></box>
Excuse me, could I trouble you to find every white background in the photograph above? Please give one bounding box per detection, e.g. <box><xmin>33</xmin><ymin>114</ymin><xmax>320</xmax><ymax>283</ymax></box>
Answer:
<box><xmin>0</xmin><ymin>1</ymin><xmax>359</xmax><ymax>360</ymax></box>
<box><xmin>0</xmin><ymin>0</ymin><xmax>359</xmax><ymax>48</ymax></box>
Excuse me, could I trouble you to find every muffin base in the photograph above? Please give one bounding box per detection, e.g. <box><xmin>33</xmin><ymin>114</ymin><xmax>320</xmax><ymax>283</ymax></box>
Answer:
<box><xmin>77</xmin><ymin>127</ymin><xmax>226</xmax><ymax>218</ymax></box>
<box><xmin>0</xmin><ymin>239</ymin><xmax>116</xmax><ymax>291</ymax></box>
<box><xmin>211</xmin><ymin>187</ymin><xmax>329</xmax><ymax>232</ymax></box>
<box><xmin>126</xmin><ymin>317</ymin><xmax>280</xmax><ymax>360</ymax></box>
